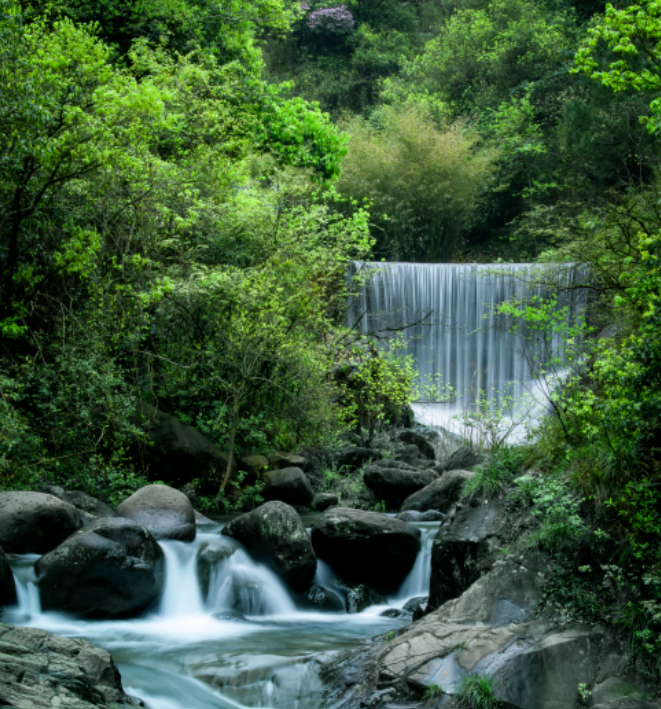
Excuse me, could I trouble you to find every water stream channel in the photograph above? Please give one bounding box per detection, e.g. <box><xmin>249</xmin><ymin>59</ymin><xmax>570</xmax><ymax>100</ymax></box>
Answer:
<box><xmin>5</xmin><ymin>520</ymin><xmax>439</xmax><ymax>709</ymax></box>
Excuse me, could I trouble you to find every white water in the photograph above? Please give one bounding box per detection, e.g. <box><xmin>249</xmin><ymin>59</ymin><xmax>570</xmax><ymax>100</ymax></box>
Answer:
<box><xmin>349</xmin><ymin>262</ymin><xmax>588</xmax><ymax>439</ymax></box>
<box><xmin>5</xmin><ymin>521</ymin><xmax>436</xmax><ymax>709</ymax></box>
<box><xmin>393</xmin><ymin>525</ymin><xmax>437</xmax><ymax>602</ymax></box>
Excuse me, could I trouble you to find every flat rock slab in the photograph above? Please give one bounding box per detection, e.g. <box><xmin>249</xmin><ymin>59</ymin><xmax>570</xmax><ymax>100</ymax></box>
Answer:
<box><xmin>0</xmin><ymin>491</ymin><xmax>82</xmax><ymax>554</ymax></box>
<box><xmin>0</xmin><ymin>621</ymin><xmax>141</xmax><ymax>708</ymax></box>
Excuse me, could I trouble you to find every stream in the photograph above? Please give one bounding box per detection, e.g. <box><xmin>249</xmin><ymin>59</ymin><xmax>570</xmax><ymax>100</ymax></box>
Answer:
<box><xmin>5</xmin><ymin>520</ymin><xmax>439</xmax><ymax>709</ymax></box>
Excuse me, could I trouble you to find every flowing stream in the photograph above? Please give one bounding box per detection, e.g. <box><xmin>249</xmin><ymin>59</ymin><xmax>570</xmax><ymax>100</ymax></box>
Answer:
<box><xmin>5</xmin><ymin>521</ymin><xmax>439</xmax><ymax>709</ymax></box>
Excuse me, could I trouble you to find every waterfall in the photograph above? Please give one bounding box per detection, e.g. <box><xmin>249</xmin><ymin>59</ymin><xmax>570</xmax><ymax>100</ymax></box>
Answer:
<box><xmin>158</xmin><ymin>541</ymin><xmax>205</xmax><ymax>617</ymax></box>
<box><xmin>348</xmin><ymin>262</ymin><xmax>587</xmax><ymax>438</ymax></box>
<box><xmin>393</xmin><ymin>525</ymin><xmax>437</xmax><ymax>602</ymax></box>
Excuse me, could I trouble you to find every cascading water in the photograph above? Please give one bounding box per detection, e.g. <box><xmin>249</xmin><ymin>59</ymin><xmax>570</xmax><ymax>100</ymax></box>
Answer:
<box><xmin>393</xmin><ymin>525</ymin><xmax>438</xmax><ymax>602</ymax></box>
<box><xmin>348</xmin><ymin>261</ymin><xmax>588</xmax><ymax>438</ymax></box>
<box><xmin>4</xmin><ymin>520</ymin><xmax>438</xmax><ymax>709</ymax></box>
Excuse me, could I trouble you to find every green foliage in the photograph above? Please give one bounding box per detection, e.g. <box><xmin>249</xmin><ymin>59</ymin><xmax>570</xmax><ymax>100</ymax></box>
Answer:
<box><xmin>455</xmin><ymin>674</ymin><xmax>500</xmax><ymax>709</ymax></box>
<box><xmin>423</xmin><ymin>683</ymin><xmax>443</xmax><ymax>700</ymax></box>
<box><xmin>337</xmin><ymin>106</ymin><xmax>497</xmax><ymax>260</ymax></box>
<box><xmin>462</xmin><ymin>445</ymin><xmax>528</xmax><ymax>498</ymax></box>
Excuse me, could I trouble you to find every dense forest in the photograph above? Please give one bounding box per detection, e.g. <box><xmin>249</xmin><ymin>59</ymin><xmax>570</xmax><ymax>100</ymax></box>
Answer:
<box><xmin>1</xmin><ymin>0</ymin><xmax>661</xmax><ymax>684</ymax></box>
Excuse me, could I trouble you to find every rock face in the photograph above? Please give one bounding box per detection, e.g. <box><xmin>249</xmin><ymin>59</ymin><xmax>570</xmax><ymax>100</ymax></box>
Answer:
<box><xmin>262</xmin><ymin>467</ymin><xmax>314</xmax><ymax>507</ymax></box>
<box><xmin>428</xmin><ymin>499</ymin><xmax>507</xmax><ymax>610</ymax></box>
<box><xmin>311</xmin><ymin>492</ymin><xmax>339</xmax><ymax>511</ymax></box>
<box><xmin>396</xmin><ymin>509</ymin><xmax>445</xmax><ymax>522</ymax></box>
<box><xmin>440</xmin><ymin>444</ymin><xmax>484</xmax><ymax>471</ymax></box>
<box><xmin>322</xmin><ymin>556</ymin><xmax>637</xmax><ymax>709</ymax></box>
<box><xmin>0</xmin><ymin>545</ymin><xmax>16</xmax><ymax>607</ymax></box>
<box><xmin>40</xmin><ymin>485</ymin><xmax>115</xmax><ymax>519</ymax></box>
<box><xmin>337</xmin><ymin>447</ymin><xmax>381</xmax><ymax>471</ymax></box>
<box><xmin>311</xmin><ymin>508</ymin><xmax>420</xmax><ymax>594</ymax></box>
<box><xmin>36</xmin><ymin>517</ymin><xmax>164</xmax><ymax>619</ymax></box>
<box><xmin>196</xmin><ymin>537</ymin><xmax>237</xmax><ymax>599</ymax></box>
<box><xmin>137</xmin><ymin>401</ymin><xmax>236</xmax><ymax>486</ymax></box>
<box><xmin>222</xmin><ymin>501</ymin><xmax>316</xmax><ymax>591</ymax></box>
<box><xmin>116</xmin><ymin>484</ymin><xmax>195</xmax><ymax>542</ymax></box>
<box><xmin>0</xmin><ymin>622</ymin><xmax>140</xmax><ymax>708</ymax></box>
<box><xmin>400</xmin><ymin>469</ymin><xmax>474</xmax><ymax>513</ymax></box>
<box><xmin>363</xmin><ymin>461</ymin><xmax>438</xmax><ymax>507</ymax></box>
<box><xmin>0</xmin><ymin>491</ymin><xmax>82</xmax><ymax>554</ymax></box>
<box><xmin>398</xmin><ymin>430</ymin><xmax>436</xmax><ymax>460</ymax></box>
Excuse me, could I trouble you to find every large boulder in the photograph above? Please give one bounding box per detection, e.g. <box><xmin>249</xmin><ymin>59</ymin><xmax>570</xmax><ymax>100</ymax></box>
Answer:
<box><xmin>0</xmin><ymin>545</ymin><xmax>16</xmax><ymax>607</ymax></box>
<box><xmin>428</xmin><ymin>499</ymin><xmax>507</xmax><ymax>610</ymax></box>
<box><xmin>400</xmin><ymin>469</ymin><xmax>474</xmax><ymax>513</ymax></box>
<box><xmin>440</xmin><ymin>444</ymin><xmax>484</xmax><ymax>471</ymax></box>
<box><xmin>116</xmin><ymin>484</ymin><xmax>195</xmax><ymax>542</ymax></box>
<box><xmin>136</xmin><ymin>401</ymin><xmax>237</xmax><ymax>487</ymax></box>
<box><xmin>310</xmin><ymin>508</ymin><xmax>420</xmax><ymax>594</ymax></box>
<box><xmin>363</xmin><ymin>461</ymin><xmax>438</xmax><ymax>507</ymax></box>
<box><xmin>262</xmin><ymin>467</ymin><xmax>314</xmax><ymax>507</ymax></box>
<box><xmin>0</xmin><ymin>622</ymin><xmax>140</xmax><ymax>708</ymax></box>
<box><xmin>270</xmin><ymin>452</ymin><xmax>308</xmax><ymax>470</ymax></box>
<box><xmin>35</xmin><ymin>517</ymin><xmax>164</xmax><ymax>619</ymax></box>
<box><xmin>0</xmin><ymin>491</ymin><xmax>82</xmax><ymax>554</ymax></box>
<box><xmin>337</xmin><ymin>447</ymin><xmax>381</xmax><ymax>472</ymax></box>
<box><xmin>221</xmin><ymin>501</ymin><xmax>316</xmax><ymax>591</ymax></box>
<box><xmin>398</xmin><ymin>430</ymin><xmax>436</xmax><ymax>460</ymax></box>
<box><xmin>311</xmin><ymin>492</ymin><xmax>339</xmax><ymax>511</ymax></box>
<box><xmin>40</xmin><ymin>485</ymin><xmax>115</xmax><ymax>519</ymax></box>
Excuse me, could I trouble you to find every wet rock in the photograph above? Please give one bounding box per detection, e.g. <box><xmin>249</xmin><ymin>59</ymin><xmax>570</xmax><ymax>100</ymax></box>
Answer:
<box><xmin>428</xmin><ymin>499</ymin><xmax>507</xmax><ymax>610</ymax></box>
<box><xmin>0</xmin><ymin>545</ymin><xmax>16</xmax><ymax>607</ymax></box>
<box><xmin>402</xmin><ymin>596</ymin><xmax>427</xmax><ymax>614</ymax></box>
<box><xmin>0</xmin><ymin>491</ymin><xmax>82</xmax><ymax>554</ymax></box>
<box><xmin>380</xmin><ymin>608</ymin><xmax>409</xmax><ymax>619</ymax></box>
<box><xmin>262</xmin><ymin>467</ymin><xmax>314</xmax><ymax>507</ymax></box>
<box><xmin>40</xmin><ymin>485</ymin><xmax>115</xmax><ymax>518</ymax></box>
<box><xmin>136</xmin><ymin>401</ymin><xmax>237</xmax><ymax>487</ymax></box>
<box><xmin>36</xmin><ymin>517</ymin><xmax>164</xmax><ymax>619</ymax></box>
<box><xmin>440</xmin><ymin>445</ymin><xmax>484</xmax><ymax>472</ymax></box>
<box><xmin>333</xmin><ymin>579</ymin><xmax>387</xmax><ymax>613</ymax></box>
<box><xmin>311</xmin><ymin>507</ymin><xmax>420</xmax><ymax>594</ymax></box>
<box><xmin>212</xmin><ymin>610</ymin><xmax>247</xmax><ymax>622</ymax></box>
<box><xmin>194</xmin><ymin>509</ymin><xmax>214</xmax><ymax>525</ymax></box>
<box><xmin>400</xmin><ymin>469</ymin><xmax>474</xmax><ymax>513</ymax></box>
<box><xmin>0</xmin><ymin>621</ymin><xmax>142</xmax><ymax>708</ymax></box>
<box><xmin>116</xmin><ymin>484</ymin><xmax>195</xmax><ymax>542</ymax></box>
<box><xmin>270</xmin><ymin>452</ymin><xmax>308</xmax><ymax>470</ymax></box>
<box><xmin>303</xmin><ymin>584</ymin><xmax>345</xmax><ymax>612</ymax></box>
<box><xmin>196</xmin><ymin>537</ymin><xmax>237</xmax><ymax>599</ymax></box>
<box><xmin>364</xmin><ymin>462</ymin><xmax>438</xmax><ymax>507</ymax></box>
<box><xmin>337</xmin><ymin>446</ymin><xmax>381</xmax><ymax>471</ymax></box>
<box><xmin>311</xmin><ymin>492</ymin><xmax>339</xmax><ymax>511</ymax></box>
<box><xmin>222</xmin><ymin>501</ymin><xmax>316</xmax><ymax>591</ymax></box>
<box><xmin>398</xmin><ymin>430</ymin><xmax>436</xmax><ymax>460</ymax></box>
<box><xmin>397</xmin><ymin>509</ymin><xmax>445</xmax><ymax>522</ymax></box>
<box><xmin>395</xmin><ymin>443</ymin><xmax>431</xmax><ymax>468</ymax></box>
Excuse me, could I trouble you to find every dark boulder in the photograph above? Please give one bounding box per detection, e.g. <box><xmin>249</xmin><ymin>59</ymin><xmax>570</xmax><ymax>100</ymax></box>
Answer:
<box><xmin>270</xmin><ymin>451</ymin><xmax>308</xmax><ymax>470</ymax></box>
<box><xmin>0</xmin><ymin>545</ymin><xmax>16</xmax><ymax>607</ymax></box>
<box><xmin>440</xmin><ymin>444</ymin><xmax>484</xmax><ymax>472</ymax></box>
<box><xmin>311</xmin><ymin>492</ymin><xmax>339</xmax><ymax>511</ymax></box>
<box><xmin>302</xmin><ymin>584</ymin><xmax>345</xmax><ymax>612</ymax></box>
<box><xmin>403</xmin><ymin>595</ymin><xmax>428</xmax><ymax>614</ymax></box>
<box><xmin>337</xmin><ymin>446</ymin><xmax>381</xmax><ymax>471</ymax></box>
<box><xmin>36</xmin><ymin>517</ymin><xmax>164</xmax><ymax>619</ymax></box>
<box><xmin>428</xmin><ymin>499</ymin><xmax>507</xmax><ymax>611</ymax></box>
<box><xmin>40</xmin><ymin>485</ymin><xmax>115</xmax><ymax>519</ymax></box>
<box><xmin>400</xmin><ymin>469</ymin><xmax>474</xmax><ymax>513</ymax></box>
<box><xmin>196</xmin><ymin>537</ymin><xmax>237</xmax><ymax>599</ymax></box>
<box><xmin>398</xmin><ymin>430</ymin><xmax>436</xmax><ymax>460</ymax></box>
<box><xmin>116</xmin><ymin>484</ymin><xmax>195</xmax><ymax>542</ymax></box>
<box><xmin>0</xmin><ymin>621</ymin><xmax>141</xmax><ymax>708</ymax></box>
<box><xmin>240</xmin><ymin>454</ymin><xmax>269</xmax><ymax>482</ymax></box>
<box><xmin>222</xmin><ymin>501</ymin><xmax>316</xmax><ymax>591</ymax></box>
<box><xmin>397</xmin><ymin>509</ymin><xmax>445</xmax><ymax>522</ymax></box>
<box><xmin>395</xmin><ymin>443</ymin><xmax>431</xmax><ymax>468</ymax></box>
<box><xmin>363</xmin><ymin>461</ymin><xmax>438</xmax><ymax>507</ymax></box>
<box><xmin>311</xmin><ymin>507</ymin><xmax>420</xmax><ymax>594</ymax></box>
<box><xmin>333</xmin><ymin>579</ymin><xmax>387</xmax><ymax>613</ymax></box>
<box><xmin>262</xmin><ymin>467</ymin><xmax>314</xmax><ymax>507</ymax></box>
<box><xmin>0</xmin><ymin>491</ymin><xmax>82</xmax><ymax>554</ymax></box>
<box><xmin>136</xmin><ymin>401</ymin><xmax>236</xmax><ymax>487</ymax></box>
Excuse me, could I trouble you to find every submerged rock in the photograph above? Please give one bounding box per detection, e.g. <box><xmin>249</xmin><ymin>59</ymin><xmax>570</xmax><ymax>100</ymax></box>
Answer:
<box><xmin>0</xmin><ymin>545</ymin><xmax>16</xmax><ymax>607</ymax></box>
<box><xmin>310</xmin><ymin>507</ymin><xmax>420</xmax><ymax>594</ymax></box>
<box><xmin>0</xmin><ymin>491</ymin><xmax>82</xmax><ymax>554</ymax></box>
<box><xmin>0</xmin><ymin>621</ymin><xmax>142</xmax><ymax>708</ymax></box>
<box><xmin>116</xmin><ymin>484</ymin><xmax>195</xmax><ymax>542</ymax></box>
<box><xmin>400</xmin><ymin>469</ymin><xmax>474</xmax><ymax>513</ymax></box>
<box><xmin>222</xmin><ymin>501</ymin><xmax>316</xmax><ymax>591</ymax></box>
<box><xmin>36</xmin><ymin>517</ymin><xmax>164</xmax><ymax>619</ymax></box>
<box><xmin>262</xmin><ymin>467</ymin><xmax>314</xmax><ymax>507</ymax></box>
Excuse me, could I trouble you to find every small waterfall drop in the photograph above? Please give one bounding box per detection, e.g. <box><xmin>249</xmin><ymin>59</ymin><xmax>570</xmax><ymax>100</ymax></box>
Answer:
<box><xmin>393</xmin><ymin>525</ymin><xmax>438</xmax><ymax>602</ymax></box>
<box><xmin>9</xmin><ymin>553</ymin><xmax>42</xmax><ymax>619</ymax></box>
<box><xmin>349</xmin><ymin>262</ymin><xmax>587</xmax><ymax>437</ymax></box>
<box><xmin>158</xmin><ymin>541</ymin><xmax>205</xmax><ymax>617</ymax></box>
